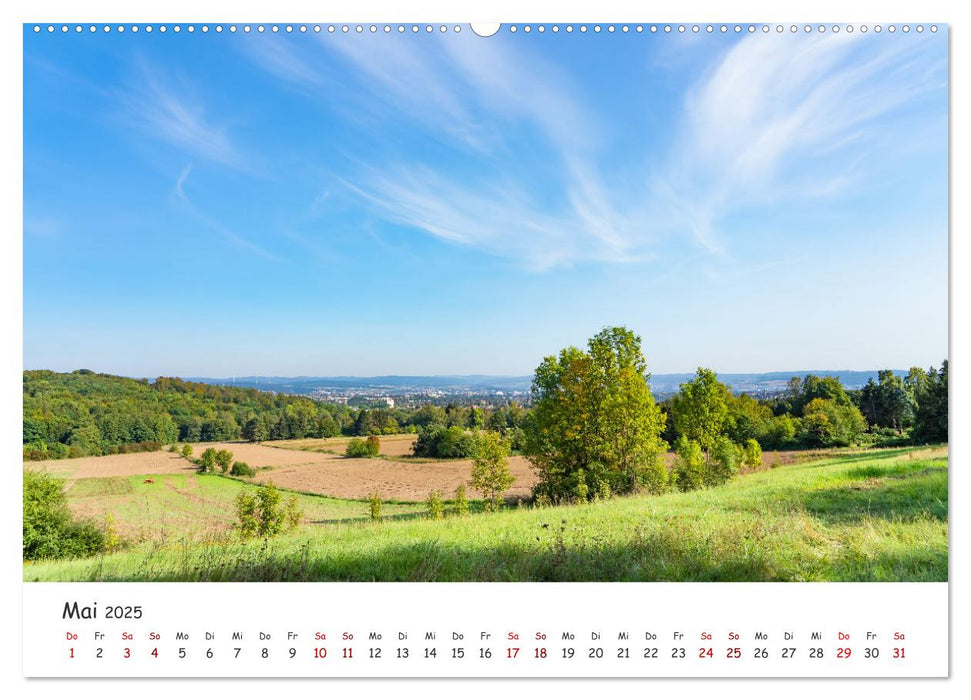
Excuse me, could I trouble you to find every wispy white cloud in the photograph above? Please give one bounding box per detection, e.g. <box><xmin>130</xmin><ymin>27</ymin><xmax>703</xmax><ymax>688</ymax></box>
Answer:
<box><xmin>342</xmin><ymin>164</ymin><xmax>649</xmax><ymax>271</ymax></box>
<box><xmin>651</xmin><ymin>31</ymin><xmax>946</xmax><ymax>252</ymax></box>
<box><xmin>172</xmin><ymin>165</ymin><xmax>281</xmax><ymax>261</ymax></box>
<box><xmin>122</xmin><ymin>64</ymin><xmax>254</xmax><ymax>173</ymax></box>
<box><xmin>316</xmin><ymin>35</ymin><xmax>649</xmax><ymax>268</ymax></box>
<box><xmin>243</xmin><ymin>32</ymin><xmax>944</xmax><ymax>270</ymax></box>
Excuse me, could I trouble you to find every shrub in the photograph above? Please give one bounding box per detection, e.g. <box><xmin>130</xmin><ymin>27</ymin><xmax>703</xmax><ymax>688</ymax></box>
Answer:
<box><xmin>234</xmin><ymin>491</ymin><xmax>259</xmax><ymax>538</ymax></box>
<box><xmin>181</xmin><ymin>444</ymin><xmax>193</xmax><ymax>458</ymax></box>
<box><xmin>800</xmin><ymin>398</ymin><xmax>867</xmax><ymax>447</ymax></box>
<box><xmin>235</xmin><ymin>483</ymin><xmax>302</xmax><ymax>539</ymax></box>
<box><xmin>454</xmin><ymin>484</ymin><xmax>470</xmax><ymax>516</ymax></box>
<box><xmin>413</xmin><ymin>425</ymin><xmax>477</xmax><ymax>459</ymax></box>
<box><xmin>707</xmin><ymin>436</ymin><xmax>739</xmax><ymax>486</ymax></box>
<box><xmin>470</xmin><ymin>432</ymin><xmax>514</xmax><ymax>511</ymax></box>
<box><xmin>345</xmin><ymin>438</ymin><xmax>372</xmax><ymax>458</ymax></box>
<box><xmin>426</xmin><ymin>490</ymin><xmax>445</xmax><ymax>520</ymax></box>
<box><xmin>597</xmin><ymin>480</ymin><xmax>612</xmax><ymax>500</ymax></box>
<box><xmin>102</xmin><ymin>513</ymin><xmax>122</xmax><ymax>553</ymax></box>
<box><xmin>369</xmin><ymin>491</ymin><xmax>382</xmax><ymax>520</ymax></box>
<box><xmin>23</xmin><ymin>470</ymin><xmax>106</xmax><ymax>560</ymax></box>
<box><xmin>215</xmin><ymin>449</ymin><xmax>234</xmax><ymax>473</ymax></box>
<box><xmin>365</xmin><ymin>435</ymin><xmax>381</xmax><ymax>456</ymax></box>
<box><xmin>282</xmin><ymin>494</ymin><xmax>303</xmax><ymax>530</ymax></box>
<box><xmin>231</xmin><ymin>461</ymin><xmax>255</xmax><ymax>477</ymax></box>
<box><xmin>573</xmin><ymin>469</ymin><xmax>590</xmax><ymax>503</ymax></box>
<box><xmin>198</xmin><ymin>447</ymin><xmax>218</xmax><ymax>473</ymax></box>
<box><xmin>743</xmin><ymin>439</ymin><xmax>763</xmax><ymax>469</ymax></box>
<box><xmin>672</xmin><ymin>436</ymin><xmax>705</xmax><ymax>492</ymax></box>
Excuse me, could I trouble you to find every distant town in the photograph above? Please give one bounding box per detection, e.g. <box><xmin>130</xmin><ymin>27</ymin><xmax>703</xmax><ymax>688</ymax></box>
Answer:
<box><xmin>186</xmin><ymin>370</ymin><xmax>907</xmax><ymax>409</ymax></box>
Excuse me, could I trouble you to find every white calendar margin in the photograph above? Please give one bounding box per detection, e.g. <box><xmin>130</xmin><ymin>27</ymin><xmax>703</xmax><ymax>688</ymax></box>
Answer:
<box><xmin>23</xmin><ymin>582</ymin><xmax>948</xmax><ymax>678</ymax></box>
<box><xmin>4</xmin><ymin>0</ymin><xmax>964</xmax><ymax>696</ymax></box>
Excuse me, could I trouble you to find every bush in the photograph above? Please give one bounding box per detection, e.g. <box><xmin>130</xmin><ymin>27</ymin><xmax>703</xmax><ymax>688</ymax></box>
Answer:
<box><xmin>470</xmin><ymin>432</ymin><xmax>514</xmax><ymax>511</ymax></box>
<box><xmin>413</xmin><ymin>425</ymin><xmax>477</xmax><ymax>459</ymax></box>
<box><xmin>345</xmin><ymin>437</ymin><xmax>378</xmax><ymax>458</ymax></box>
<box><xmin>199</xmin><ymin>447</ymin><xmax>218</xmax><ymax>473</ymax></box>
<box><xmin>596</xmin><ymin>480</ymin><xmax>612</xmax><ymax>500</ymax></box>
<box><xmin>369</xmin><ymin>491</ymin><xmax>382</xmax><ymax>520</ymax></box>
<box><xmin>231</xmin><ymin>461</ymin><xmax>255</xmax><ymax>477</ymax></box>
<box><xmin>365</xmin><ymin>435</ymin><xmax>381</xmax><ymax>456</ymax></box>
<box><xmin>426</xmin><ymin>490</ymin><xmax>445</xmax><ymax>520</ymax></box>
<box><xmin>215</xmin><ymin>449</ymin><xmax>233</xmax><ymax>473</ymax></box>
<box><xmin>23</xmin><ymin>470</ymin><xmax>106</xmax><ymax>560</ymax></box>
<box><xmin>454</xmin><ymin>484</ymin><xmax>470</xmax><ymax>516</ymax></box>
<box><xmin>672</xmin><ymin>437</ymin><xmax>705</xmax><ymax>492</ymax></box>
<box><xmin>743</xmin><ymin>439</ymin><xmax>763</xmax><ymax>469</ymax></box>
<box><xmin>235</xmin><ymin>483</ymin><xmax>302</xmax><ymax>539</ymax></box>
<box><xmin>181</xmin><ymin>444</ymin><xmax>193</xmax><ymax>458</ymax></box>
<box><xmin>707</xmin><ymin>436</ymin><xmax>739</xmax><ymax>486</ymax></box>
<box><xmin>800</xmin><ymin>398</ymin><xmax>867</xmax><ymax>447</ymax></box>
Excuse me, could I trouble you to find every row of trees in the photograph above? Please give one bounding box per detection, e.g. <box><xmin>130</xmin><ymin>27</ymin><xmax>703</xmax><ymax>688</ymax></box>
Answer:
<box><xmin>520</xmin><ymin>327</ymin><xmax>948</xmax><ymax>504</ymax></box>
<box><xmin>23</xmin><ymin>369</ymin><xmax>530</xmax><ymax>461</ymax></box>
<box><xmin>25</xmin><ymin>353</ymin><xmax>947</xmax><ymax>473</ymax></box>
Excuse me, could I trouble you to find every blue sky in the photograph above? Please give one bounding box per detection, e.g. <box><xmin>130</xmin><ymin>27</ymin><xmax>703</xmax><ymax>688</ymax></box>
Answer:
<box><xmin>23</xmin><ymin>25</ymin><xmax>948</xmax><ymax>377</ymax></box>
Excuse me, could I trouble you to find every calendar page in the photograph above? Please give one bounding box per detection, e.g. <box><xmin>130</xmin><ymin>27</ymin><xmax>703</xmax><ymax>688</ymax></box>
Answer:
<box><xmin>15</xmin><ymin>0</ymin><xmax>956</xmax><ymax>690</ymax></box>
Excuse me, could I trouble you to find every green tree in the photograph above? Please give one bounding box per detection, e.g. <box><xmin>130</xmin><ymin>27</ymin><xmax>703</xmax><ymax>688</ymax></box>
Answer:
<box><xmin>365</xmin><ymin>435</ymin><xmax>381</xmax><ymax>457</ymax></box>
<box><xmin>743</xmin><ymin>439</ymin><xmax>763</xmax><ymax>469</ymax></box>
<box><xmin>913</xmin><ymin>361</ymin><xmax>948</xmax><ymax>444</ymax></box>
<box><xmin>230</xmin><ymin>461</ymin><xmax>255</xmax><ymax>477</ymax></box>
<box><xmin>707</xmin><ymin>435</ymin><xmax>739</xmax><ymax>486</ymax></box>
<box><xmin>215</xmin><ymin>449</ymin><xmax>234</xmax><ymax>473</ymax></box>
<box><xmin>344</xmin><ymin>438</ymin><xmax>374</xmax><ymax>457</ymax></box>
<box><xmin>242</xmin><ymin>415</ymin><xmax>270</xmax><ymax>442</ymax></box>
<box><xmin>409</xmin><ymin>404</ymin><xmax>447</xmax><ymax>429</ymax></box>
<box><xmin>198</xmin><ymin>447</ymin><xmax>218</xmax><ymax>473</ymax></box>
<box><xmin>672</xmin><ymin>437</ymin><xmax>705</xmax><ymax>492</ymax></box>
<box><xmin>524</xmin><ymin>326</ymin><xmax>668</xmax><ymax>501</ymax></box>
<box><xmin>727</xmin><ymin>393</ymin><xmax>772</xmax><ymax>444</ymax></box>
<box><xmin>369</xmin><ymin>491</ymin><xmax>382</xmax><ymax>520</ymax></box>
<box><xmin>181</xmin><ymin>443</ymin><xmax>193</xmax><ymax>459</ymax></box>
<box><xmin>234</xmin><ymin>491</ymin><xmax>259</xmax><ymax>538</ymax></box>
<box><xmin>467</xmin><ymin>407</ymin><xmax>485</xmax><ymax>430</ymax></box>
<box><xmin>793</xmin><ymin>375</ymin><xmax>852</xmax><ymax>414</ymax></box>
<box><xmin>767</xmin><ymin>414</ymin><xmax>798</xmax><ymax>448</ymax></box>
<box><xmin>800</xmin><ymin>398</ymin><xmax>867</xmax><ymax>447</ymax></box>
<box><xmin>426</xmin><ymin>490</ymin><xmax>445</xmax><ymax>520</ymax></box>
<box><xmin>470</xmin><ymin>432</ymin><xmax>515</xmax><ymax>511</ymax></box>
<box><xmin>486</xmin><ymin>409</ymin><xmax>508</xmax><ymax>434</ymax></box>
<box><xmin>256</xmin><ymin>483</ymin><xmax>285</xmax><ymax>537</ymax></box>
<box><xmin>23</xmin><ymin>470</ymin><xmax>105</xmax><ymax>560</ymax></box>
<box><xmin>672</xmin><ymin>368</ymin><xmax>733</xmax><ymax>453</ymax></box>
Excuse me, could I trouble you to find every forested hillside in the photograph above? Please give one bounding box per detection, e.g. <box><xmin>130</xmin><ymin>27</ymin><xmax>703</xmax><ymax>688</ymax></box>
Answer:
<box><xmin>22</xmin><ymin>370</ymin><xmax>354</xmax><ymax>460</ymax></box>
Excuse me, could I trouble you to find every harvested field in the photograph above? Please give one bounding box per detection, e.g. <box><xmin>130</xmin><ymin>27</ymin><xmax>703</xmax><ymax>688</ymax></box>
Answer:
<box><xmin>272</xmin><ymin>434</ymin><xmax>418</xmax><ymax>457</ymax></box>
<box><xmin>251</xmin><ymin>454</ymin><xmax>538</xmax><ymax>501</ymax></box>
<box><xmin>190</xmin><ymin>442</ymin><xmax>344</xmax><ymax>467</ymax></box>
<box><xmin>29</xmin><ymin>450</ymin><xmax>197</xmax><ymax>480</ymax></box>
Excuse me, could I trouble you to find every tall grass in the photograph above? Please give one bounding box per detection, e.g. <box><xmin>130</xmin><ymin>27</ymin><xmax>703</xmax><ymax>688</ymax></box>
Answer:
<box><xmin>25</xmin><ymin>449</ymin><xmax>947</xmax><ymax>582</ymax></box>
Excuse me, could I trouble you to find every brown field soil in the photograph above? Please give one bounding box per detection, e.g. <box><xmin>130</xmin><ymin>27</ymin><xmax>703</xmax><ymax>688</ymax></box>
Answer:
<box><xmin>251</xmin><ymin>454</ymin><xmax>539</xmax><ymax>501</ymax></box>
<box><xmin>190</xmin><ymin>442</ymin><xmax>346</xmax><ymax>467</ymax></box>
<box><xmin>271</xmin><ymin>434</ymin><xmax>418</xmax><ymax>457</ymax></box>
<box><xmin>29</xmin><ymin>451</ymin><xmax>197</xmax><ymax>479</ymax></box>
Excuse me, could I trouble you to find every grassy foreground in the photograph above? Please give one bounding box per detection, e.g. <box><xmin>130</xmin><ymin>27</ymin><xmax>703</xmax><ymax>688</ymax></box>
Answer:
<box><xmin>24</xmin><ymin>447</ymin><xmax>947</xmax><ymax>582</ymax></box>
<box><xmin>62</xmin><ymin>472</ymin><xmax>426</xmax><ymax>543</ymax></box>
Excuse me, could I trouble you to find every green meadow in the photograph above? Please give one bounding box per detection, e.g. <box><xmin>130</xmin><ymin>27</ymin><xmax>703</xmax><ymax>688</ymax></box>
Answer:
<box><xmin>24</xmin><ymin>446</ymin><xmax>947</xmax><ymax>582</ymax></box>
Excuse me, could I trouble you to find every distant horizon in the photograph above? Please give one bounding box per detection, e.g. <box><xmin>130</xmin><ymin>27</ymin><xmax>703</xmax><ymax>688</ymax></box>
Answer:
<box><xmin>24</xmin><ymin>365</ymin><xmax>940</xmax><ymax>382</ymax></box>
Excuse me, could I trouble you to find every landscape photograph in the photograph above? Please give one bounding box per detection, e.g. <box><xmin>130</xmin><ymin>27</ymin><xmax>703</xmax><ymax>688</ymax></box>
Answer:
<box><xmin>22</xmin><ymin>23</ymin><xmax>947</xmax><ymax>583</ymax></box>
